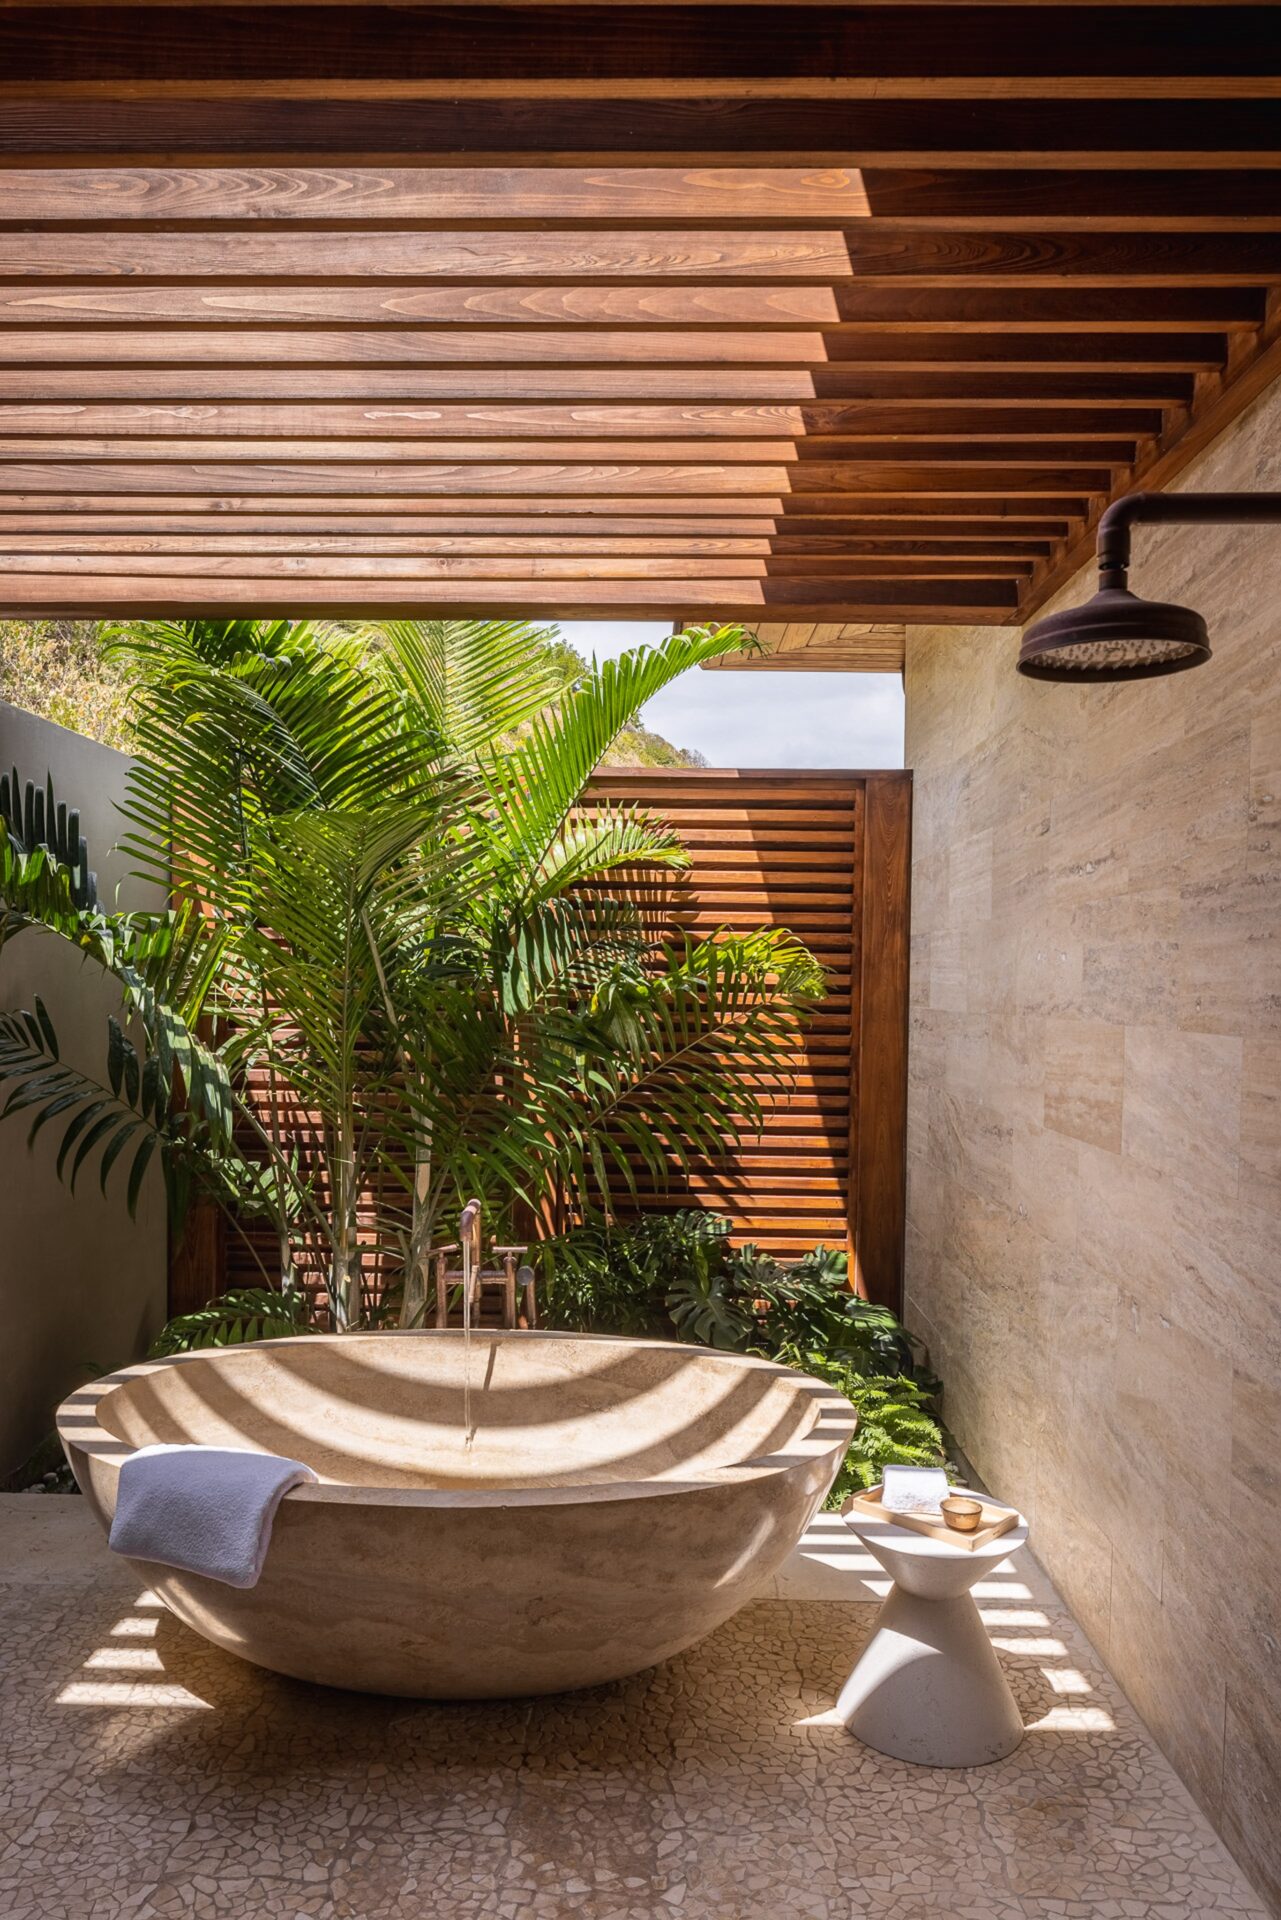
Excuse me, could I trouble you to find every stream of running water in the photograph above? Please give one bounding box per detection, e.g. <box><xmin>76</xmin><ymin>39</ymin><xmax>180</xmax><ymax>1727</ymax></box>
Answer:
<box><xmin>459</xmin><ymin>1197</ymin><xmax>482</xmax><ymax>1450</ymax></box>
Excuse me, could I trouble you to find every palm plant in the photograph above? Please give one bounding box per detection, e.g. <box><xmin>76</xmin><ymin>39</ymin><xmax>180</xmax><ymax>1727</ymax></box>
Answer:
<box><xmin>0</xmin><ymin>615</ymin><xmax>824</xmax><ymax>1331</ymax></box>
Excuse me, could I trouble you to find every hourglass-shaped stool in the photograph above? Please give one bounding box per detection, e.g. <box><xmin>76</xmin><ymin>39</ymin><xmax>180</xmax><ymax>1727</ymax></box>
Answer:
<box><xmin>835</xmin><ymin>1505</ymin><xmax>1029</xmax><ymax>1768</ymax></box>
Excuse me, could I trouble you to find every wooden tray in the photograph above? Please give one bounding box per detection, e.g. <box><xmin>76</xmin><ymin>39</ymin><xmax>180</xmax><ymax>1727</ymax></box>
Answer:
<box><xmin>841</xmin><ymin>1484</ymin><xmax>1020</xmax><ymax>1552</ymax></box>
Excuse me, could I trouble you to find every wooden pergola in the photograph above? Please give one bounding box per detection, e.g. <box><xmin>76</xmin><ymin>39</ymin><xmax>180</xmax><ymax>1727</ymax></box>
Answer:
<box><xmin>2</xmin><ymin>2</ymin><xmax>1280</xmax><ymax>670</ymax></box>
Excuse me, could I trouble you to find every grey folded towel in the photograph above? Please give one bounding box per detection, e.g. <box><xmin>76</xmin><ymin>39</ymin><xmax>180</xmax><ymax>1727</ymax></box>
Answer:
<box><xmin>109</xmin><ymin>1444</ymin><xmax>318</xmax><ymax>1589</ymax></box>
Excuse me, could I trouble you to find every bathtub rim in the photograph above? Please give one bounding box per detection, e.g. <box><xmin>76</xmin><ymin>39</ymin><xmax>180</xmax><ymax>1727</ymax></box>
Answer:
<box><xmin>57</xmin><ymin>1328</ymin><xmax>859</xmax><ymax>1513</ymax></box>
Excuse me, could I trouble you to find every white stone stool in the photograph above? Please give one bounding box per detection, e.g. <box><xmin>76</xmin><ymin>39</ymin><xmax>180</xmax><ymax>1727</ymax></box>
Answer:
<box><xmin>835</xmin><ymin>1505</ymin><xmax>1029</xmax><ymax>1767</ymax></box>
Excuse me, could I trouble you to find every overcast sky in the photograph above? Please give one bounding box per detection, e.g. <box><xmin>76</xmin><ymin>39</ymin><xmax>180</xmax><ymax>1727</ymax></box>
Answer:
<box><xmin>560</xmin><ymin>622</ymin><xmax>905</xmax><ymax>771</ymax></box>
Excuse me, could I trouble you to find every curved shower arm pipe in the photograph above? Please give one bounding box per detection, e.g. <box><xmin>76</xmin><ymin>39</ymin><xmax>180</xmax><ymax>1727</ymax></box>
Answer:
<box><xmin>1095</xmin><ymin>491</ymin><xmax>1281</xmax><ymax>592</ymax></box>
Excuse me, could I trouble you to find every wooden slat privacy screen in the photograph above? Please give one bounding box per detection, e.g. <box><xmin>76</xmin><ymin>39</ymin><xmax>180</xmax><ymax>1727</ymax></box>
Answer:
<box><xmin>175</xmin><ymin>767</ymin><xmax>911</xmax><ymax>1316</ymax></box>
<box><xmin>581</xmin><ymin>768</ymin><xmax>911</xmax><ymax>1306</ymax></box>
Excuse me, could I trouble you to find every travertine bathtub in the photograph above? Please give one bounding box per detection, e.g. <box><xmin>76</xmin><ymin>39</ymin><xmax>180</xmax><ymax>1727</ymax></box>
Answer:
<box><xmin>58</xmin><ymin>1331</ymin><xmax>857</xmax><ymax>1697</ymax></box>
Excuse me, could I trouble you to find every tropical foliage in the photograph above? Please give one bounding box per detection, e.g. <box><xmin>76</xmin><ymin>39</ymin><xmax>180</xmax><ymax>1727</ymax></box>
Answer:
<box><xmin>0</xmin><ymin>617</ymin><xmax>705</xmax><ymax>768</ymax></box>
<box><xmin>149</xmin><ymin>1286</ymin><xmax>315</xmax><ymax>1355</ymax></box>
<box><xmin>540</xmin><ymin>1207</ymin><xmax>730</xmax><ymax>1337</ymax></box>
<box><xmin>537</xmin><ymin>1209</ymin><xmax>947</xmax><ymax>1505</ymax></box>
<box><xmin>0</xmin><ymin>617</ymin><xmax>824</xmax><ymax>1330</ymax></box>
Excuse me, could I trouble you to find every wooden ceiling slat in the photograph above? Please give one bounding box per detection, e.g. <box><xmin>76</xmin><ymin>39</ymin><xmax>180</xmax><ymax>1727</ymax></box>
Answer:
<box><xmin>0</xmin><ymin>436</ymin><xmax>1138</xmax><ymax>464</ymax></box>
<box><xmin>0</xmin><ymin>577</ymin><xmax>1022</xmax><ymax>622</ymax></box>
<box><xmin>0</xmin><ymin>459</ymin><xmax>1113</xmax><ymax>493</ymax></box>
<box><xmin>0</xmin><ymin>402</ymin><xmax>1167</xmax><ymax>439</ymax></box>
<box><xmin>2</xmin><ymin>163</ymin><xmax>1280</xmax><ymax>227</ymax></box>
<box><xmin>0</xmin><ymin>328</ymin><xmax>1227</xmax><ymax>368</ymax></box>
<box><xmin>0</xmin><ymin>532</ymin><xmax>1056</xmax><ymax>557</ymax></box>
<box><xmin>2</xmin><ymin>229</ymin><xmax>1279</xmax><ymax>284</ymax></box>
<box><xmin>0</xmin><ymin>513</ymin><xmax>1068</xmax><ymax>544</ymax></box>
<box><xmin>3</xmin><ymin>96</ymin><xmax>1281</xmax><ymax>165</ymax></box>
<box><xmin>0</xmin><ymin>165</ymin><xmax>878</xmax><ymax>225</ymax></box>
<box><xmin>0</xmin><ymin>553</ymin><xmax>1031</xmax><ymax>580</ymax></box>
<box><xmin>0</xmin><ymin>370</ymin><xmax>1196</xmax><ymax>404</ymax></box>
<box><xmin>0</xmin><ymin>6</ymin><xmax>1276</xmax><ymax>640</ymax></box>
<box><xmin>0</xmin><ymin>286</ymin><xmax>1260</xmax><ymax>331</ymax></box>
<box><xmin>0</xmin><ymin>493</ymin><xmax>1084</xmax><ymax>525</ymax></box>
<box><xmin>4</xmin><ymin>7</ymin><xmax>1277</xmax><ymax>90</ymax></box>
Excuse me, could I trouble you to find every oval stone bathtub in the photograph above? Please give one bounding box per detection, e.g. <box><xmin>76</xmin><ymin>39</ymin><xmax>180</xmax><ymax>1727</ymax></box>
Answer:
<box><xmin>58</xmin><ymin>1331</ymin><xmax>857</xmax><ymax>1698</ymax></box>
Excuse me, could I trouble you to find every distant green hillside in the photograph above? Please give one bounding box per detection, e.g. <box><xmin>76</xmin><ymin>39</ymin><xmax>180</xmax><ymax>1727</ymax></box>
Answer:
<box><xmin>0</xmin><ymin>619</ymin><xmax>706</xmax><ymax>768</ymax></box>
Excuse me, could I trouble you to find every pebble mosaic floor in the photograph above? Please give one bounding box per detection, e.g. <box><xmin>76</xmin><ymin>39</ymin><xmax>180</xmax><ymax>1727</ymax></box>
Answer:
<box><xmin>0</xmin><ymin>1498</ymin><xmax>1267</xmax><ymax>1920</ymax></box>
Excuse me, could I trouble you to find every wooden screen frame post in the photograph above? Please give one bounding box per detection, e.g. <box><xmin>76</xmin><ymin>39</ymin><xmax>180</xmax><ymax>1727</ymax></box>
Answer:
<box><xmin>849</xmin><ymin>772</ymin><xmax>912</xmax><ymax>1314</ymax></box>
<box><xmin>168</xmin><ymin>1196</ymin><xmax>226</xmax><ymax>1317</ymax></box>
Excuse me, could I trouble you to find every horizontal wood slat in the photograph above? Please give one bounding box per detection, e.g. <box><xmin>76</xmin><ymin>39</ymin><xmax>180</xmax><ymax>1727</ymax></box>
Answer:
<box><xmin>581</xmin><ymin>768</ymin><xmax>875</xmax><ymax>1264</ymax></box>
<box><xmin>5</xmin><ymin>5</ymin><xmax>1280</xmax><ymax>642</ymax></box>
<box><xmin>4</xmin><ymin>8</ymin><xmax>1278</xmax><ymax>92</ymax></box>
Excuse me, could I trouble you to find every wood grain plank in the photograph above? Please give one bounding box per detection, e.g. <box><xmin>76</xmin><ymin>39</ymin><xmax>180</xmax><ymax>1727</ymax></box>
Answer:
<box><xmin>0</xmin><ymin>327</ymin><xmax>1226</xmax><ymax>368</ymax></box>
<box><xmin>0</xmin><ymin>400</ymin><xmax>1172</xmax><ymax>438</ymax></box>
<box><xmin>851</xmin><ymin>770</ymin><xmax>911</xmax><ymax>1309</ymax></box>
<box><xmin>3</xmin><ymin>7</ymin><xmax>1277</xmax><ymax>91</ymax></box>
<box><xmin>0</xmin><ymin>459</ymin><xmax>1113</xmax><ymax>493</ymax></box>
<box><xmin>0</xmin><ymin>284</ymin><xmax>1259</xmax><ymax>331</ymax></box>
<box><xmin>0</xmin><ymin>531</ymin><xmax>1053</xmax><ymax>558</ymax></box>
<box><xmin>0</xmin><ymin>164</ymin><xmax>875</xmax><ymax>224</ymax></box>
<box><xmin>3</xmin><ymin>163</ymin><xmax>1279</xmax><ymax>227</ymax></box>
<box><xmin>0</xmin><ymin>435</ymin><xmax>1140</xmax><ymax>465</ymax></box>
<box><xmin>6</xmin><ymin>93</ymin><xmax>1281</xmax><ymax>166</ymax></box>
<box><xmin>0</xmin><ymin>371</ymin><xmax>1196</xmax><ymax>410</ymax></box>
<box><xmin>0</xmin><ymin>576</ymin><xmax>1020</xmax><ymax>619</ymax></box>
<box><xmin>0</xmin><ymin>551</ymin><xmax>1030</xmax><ymax>579</ymax></box>
<box><xmin>1</xmin><ymin>229</ymin><xmax>1278</xmax><ymax>284</ymax></box>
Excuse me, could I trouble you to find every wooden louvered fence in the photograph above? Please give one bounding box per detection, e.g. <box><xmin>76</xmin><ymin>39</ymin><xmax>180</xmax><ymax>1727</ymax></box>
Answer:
<box><xmin>171</xmin><ymin>767</ymin><xmax>910</xmax><ymax>1318</ymax></box>
<box><xmin>579</xmin><ymin>769</ymin><xmax>910</xmax><ymax>1307</ymax></box>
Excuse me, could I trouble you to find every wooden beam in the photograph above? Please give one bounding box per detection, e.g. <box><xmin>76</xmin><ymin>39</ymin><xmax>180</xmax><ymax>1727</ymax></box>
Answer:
<box><xmin>1023</xmin><ymin>291</ymin><xmax>1281</xmax><ymax>614</ymax></box>
<box><xmin>0</xmin><ymin>328</ymin><xmax>1227</xmax><ymax>369</ymax></box>
<box><xmin>0</xmin><ymin>577</ymin><xmax>1021</xmax><ymax>621</ymax></box>
<box><xmin>0</xmin><ymin>531</ymin><xmax>1056</xmax><ymax>558</ymax></box>
<box><xmin>0</xmin><ymin>491</ymin><xmax>1086</xmax><ymax>524</ymax></box>
<box><xmin>1</xmin><ymin>163</ymin><xmax>1278</xmax><ymax>227</ymax></box>
<box><xmin>708</xmin><ymin>647</ymin><xmax>907</xmax><ymax>672</ymax></box>
<box><xmin>0</xmin><ymin>459</ymin><xmax>1114</xmax><ymax>493</ymax></box>
<box><xmin>0</xmin><ymin>284</ymin><xmax>1259</xmax><ymax>331</ymax></box>
<box><xmin>4</xmin><ymin>95</ymin><xmax>1281</xmax><ymax>165</ymax></box>
<box><xmin>2</xmin><ymin>229</ymin><xmax>1279</xmax><ymax>283</ymax></box>
<box><xmin>0</xmin><ymin>436</ymin><xmax>1138</xmax><ymax>465</ymax></box>
<box><xmin>0</xmin><ymin>509</ymin><xmax>797</xmax><ymax>536</ymax></box>
<box><xmin>852</xmin><ymin>770</ymin><xmax>912</xmax><ymax>1310</ymax></box>
<box><xmin>0</xmin><ymin>511</ymin><xmax>1070</xmax><ymax>543</ymax></box>
<box><xmin>0</xmin><ymin>401</ymin><xmax>1169</xmax><ymax>439</ymax></box>
<box><xmin>3</xmin><ymin>7</ymin><xmax>1277</xmax><ymax>94</ymax></box>
<box><xmin>0</xmin><ymin>552</ymin><xmax>1032</xmax><ymax>580</ymax></box>
<box><xmin>0</xmin><ymin>165</ymin><xmax>879</xmax><ymax>226</ymax></box>
<box><xmin>0</xmin><ymin>369</ymin><xmax>1196</xmax><ymax>404</ymax></box>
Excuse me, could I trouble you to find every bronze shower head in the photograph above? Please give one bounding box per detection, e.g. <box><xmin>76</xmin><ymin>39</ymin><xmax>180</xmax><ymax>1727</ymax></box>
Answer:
<box><xmin>1017</xmin><ymin>492</ymin><xmax>1281</xmax><ymax>683</ymax></box>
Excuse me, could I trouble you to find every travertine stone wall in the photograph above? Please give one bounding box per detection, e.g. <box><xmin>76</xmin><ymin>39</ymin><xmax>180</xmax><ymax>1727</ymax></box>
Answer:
<box><xmin>904</xmin><ymin>375</ymin><xmax>1281</xmax><ymax>1913</ymax></box>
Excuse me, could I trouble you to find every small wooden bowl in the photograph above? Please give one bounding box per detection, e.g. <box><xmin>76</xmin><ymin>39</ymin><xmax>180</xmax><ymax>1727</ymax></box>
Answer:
<box><xmin>940</xmin><ymin>1494</ymin><xmax>983</xmax><ymax>1534</ymax></box>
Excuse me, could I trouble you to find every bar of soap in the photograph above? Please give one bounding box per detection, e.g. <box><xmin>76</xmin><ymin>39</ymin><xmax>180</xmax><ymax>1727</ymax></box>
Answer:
<box><xmin>881</xmin><ymin>1465</ymin><xmax>950</xmax><ymax>1514</ymax></box>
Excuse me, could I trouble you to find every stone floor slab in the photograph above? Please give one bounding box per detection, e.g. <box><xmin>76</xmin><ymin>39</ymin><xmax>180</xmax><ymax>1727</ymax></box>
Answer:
<box><xmin>0</xmin><ymin>1496</ymin><xmax>1266</xmax><ymax>1920</ymax></box>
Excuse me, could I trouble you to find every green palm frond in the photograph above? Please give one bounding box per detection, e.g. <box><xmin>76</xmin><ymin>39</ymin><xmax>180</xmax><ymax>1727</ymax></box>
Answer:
<box><xmin>529</xmin><ymin>804</ymin><xmax>688</xmax><ymax>903</ymax></box>
<box><xmin>0</xmin><ymin>997</ymin><xmax>227</xmax><ymax>1224</ymax></box>
<box><xmin>496</xmin><ymin>894</ymin><xmax>642</xmax><ymax>1018</ymax></box>
<box><xmin>369</xmin><ymin>617</ymin><xmax>566</xmax><ymax>755</ymax></box>
<box><xmin>479</xmin><ymin>625</ymin><xmax>750</xmax><ymax>894</ymax></box>
<box><xmin>104</xmin><ymin>618</ymin><xmax>454</xmax><ymax>905</ymax></box>
<box><xmin>148</xmin><ymin>1286</ymin><xmax>315</xmax><ymax>1355</ymax></box>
